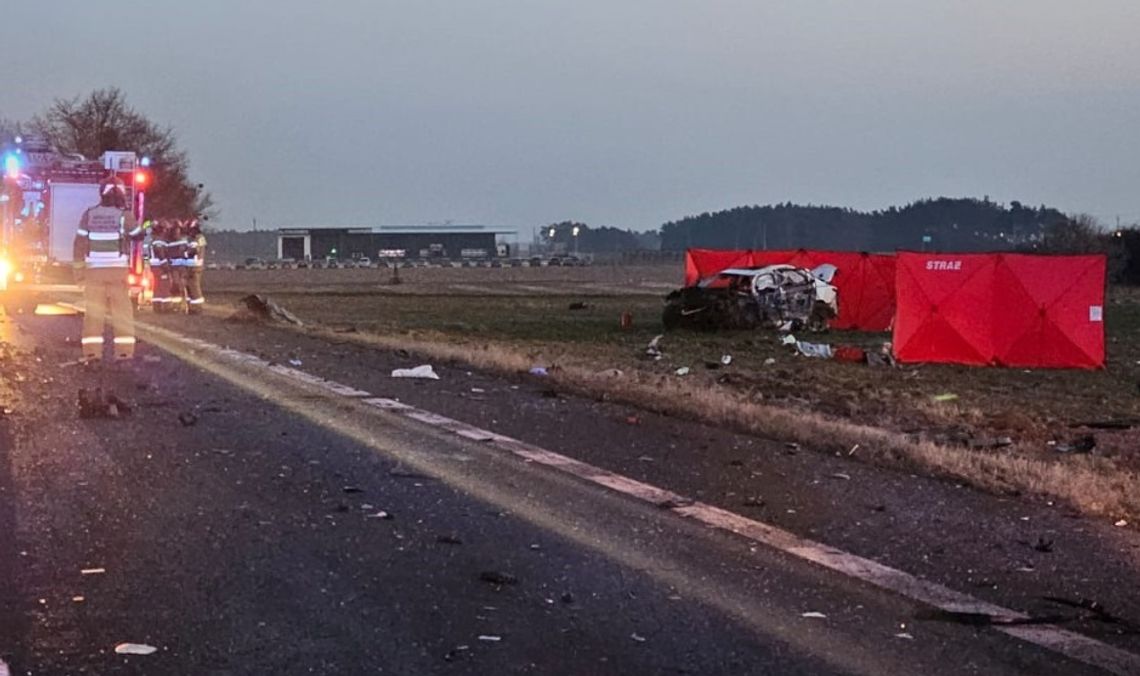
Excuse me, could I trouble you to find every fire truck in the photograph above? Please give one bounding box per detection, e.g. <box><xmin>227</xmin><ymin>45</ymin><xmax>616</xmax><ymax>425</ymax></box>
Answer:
<box><xmin>0</xmin><ymin>136</ymin><xmax>152</xmax><ymax>314</ymax></box>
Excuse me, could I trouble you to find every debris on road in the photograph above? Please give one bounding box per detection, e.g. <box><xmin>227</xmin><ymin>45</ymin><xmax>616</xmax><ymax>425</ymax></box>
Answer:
<box><xmin>288</xmin><ymin>358</ymin><xmax>303</xmax><ymax>367</ymax></box>
<box><xmin>1115</xmin><ymin>520</ymin><xmax>1128</xmax><ymax>528</ymax></box>
<box><xmin>233</xmin><ymin>294</ymin><xmax>304</xmax><ymax>326</ymax></box>
<box><xmin>795</xmin><ymin>341</ymin><xmax>833</xmax><ymax>359</ymax></box>
<box><xmin>80</xmin><ymin>567</ymin><xmax>106</xmax><ymax>575</ymax></box>
<box><xmin>529</xmin><ymin>366</ymin><xmax>549</xmax><ymax>377</ymax></box>
<box><xmin>78</xmin><ymin>389</ymin><xmax>130</xmax><ymax>419</ymax></box>
<box><xmin>568</xmin><ymin>301</ymin><xmax>589</xmax><ymax>310</ymax></box>
<box><xmin>674</xmin><ymin>367</ymin><xmax>690</xmax><ymax>376</ymax></box>
<box><xmin>477</xmin><ymin>635</ymin><xmax>502</xmax><ymax>642</ymax></box>
<box><xmin>443</xmin><ymin>645</ymin><xmax>471</xmax><ymax>662</ymax></box>
<box><xmin>931</xmin><ymin>393</ymin><xmax>959</xmax><ymax>403</ymax></box>
<box><xmin>645</xmin><ymin>334</ymin><xmax>664</xmax><ymax>360</ymax></box>
<box><xmin>866</xmin><ymin>351</ymin><xmax>894</xmax><ymax>367</ymax></box>
<box><xmin>365</xmin><ymin>511</ymin><xmax>394</xmax><ymax>520</ymax></box>
<box><xmin>801</xmin><ymin>611</ymin><xmax>827</xmax><ymax>619</ymax></box>
<box><xmin>1052</xmin><ymin>435</ymin><xmax>1096</xmax><ymax>454</ymax></box>
<box><xmin>114</xmin><ymin>643</ymin><xmax>158</xmax><ymax>656</ymax></box>
<box><xmin>479</xmin><ymin>571</ymin><xmax>519</xmax><ymax>586</ymax></box>
<box><xmin>830</xmin><ymin>472</ymin><xmax>851</xmax><ymax>481</ymax></box>
<box><xmin>833</xmin><ymin>346</ymin><xmax>866</xmax><ymax>363</ymax></box>
<box><xmin>895</xmin><ymin>632</ymin><xmax>915</xmax><ymax>640</ymax></box>
<box><xmin>391</xmin><ymin>365</ymin><xmax>440</xmax><ymax>380</ymax></box>
<box><xmin>631</xmin><ymin>633</ymin><xmax>647</xmax><ymax>642</ymax></box>
<box><xmin>763</xmin><ymin>357</ymin><xmax>777</xmax><ymax>366</ymax></box>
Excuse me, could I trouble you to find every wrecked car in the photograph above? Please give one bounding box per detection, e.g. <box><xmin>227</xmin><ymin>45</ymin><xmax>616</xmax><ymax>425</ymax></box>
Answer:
<box><xmin>662</xmin><ymin>264</ymin><xmax>839</xmax><ymax>332</ymax></box>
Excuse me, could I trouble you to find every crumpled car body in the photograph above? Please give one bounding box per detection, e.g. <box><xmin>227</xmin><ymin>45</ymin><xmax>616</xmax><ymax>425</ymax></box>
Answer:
<box><xmin>662</xmin><ymin>264</ymin><xmax>839</xmax><ymax>332</ymax></box>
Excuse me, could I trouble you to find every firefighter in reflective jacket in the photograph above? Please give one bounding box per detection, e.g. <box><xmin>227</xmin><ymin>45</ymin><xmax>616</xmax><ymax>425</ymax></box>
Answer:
<box><xmin>166</xmin><ymin>222</ymin><xmax>189</xmax><ymax>312</ymax></box>
<box><xmin>149</xmin><ymin>219</ymin><xmax>172</xmax><ymax>313</ymax></box>
<box><xmin>185</xmin><ymin>219</ymin><xmax>207</xmax><ymax>313</ymax></box>
<box><xmin>73</xmin><ymin>177</ymin><xmax>143</xmax><ymax>361</ymax></box>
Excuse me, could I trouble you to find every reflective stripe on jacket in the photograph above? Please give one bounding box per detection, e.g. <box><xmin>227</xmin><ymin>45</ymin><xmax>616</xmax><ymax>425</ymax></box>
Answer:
<box><xmin>150</xmin><ymin>239</ymin><xmax>168</xmax><ymax>266</ymax></box>
<box><xmin>77</xmin><ymin>206</ymin><xmax>138</xmax><ymax>269</ymax></box>
<box><xmin>168</xmin><ymin>238</ymin><xmax>191</xmax><ymax>266</ymax></box>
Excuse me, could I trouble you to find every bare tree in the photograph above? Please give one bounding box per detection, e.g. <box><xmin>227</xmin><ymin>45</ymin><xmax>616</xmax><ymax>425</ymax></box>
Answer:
<box><xmin>32</xmin><ymin>88</ymin><xmax>214</xmax><ymax>220</ymax></box>
<box><xmin>1042</xmin><ymin>213</ymin><xmax>1104</xmax><ymax>253</ymax></box>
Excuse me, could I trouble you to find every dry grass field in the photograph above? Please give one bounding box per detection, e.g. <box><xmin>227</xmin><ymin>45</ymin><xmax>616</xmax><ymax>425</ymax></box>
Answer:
<box><xmin>200</xmin><ymin>264</ymin><xmax>1140</xmax><ymax>520</ymax></box>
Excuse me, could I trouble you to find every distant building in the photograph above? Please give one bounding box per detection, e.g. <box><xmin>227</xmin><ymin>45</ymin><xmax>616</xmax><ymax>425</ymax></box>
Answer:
<box><xmin>277</xmin><ymin>225</ymin><xmax>519</xmax><ymax>261</ymax></box>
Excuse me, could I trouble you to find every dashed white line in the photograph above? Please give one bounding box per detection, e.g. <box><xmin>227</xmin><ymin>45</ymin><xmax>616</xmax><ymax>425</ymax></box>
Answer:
<box><xmin>138</xmin><ymin>322</ymin><xmax>1140</xmax><ymax>676</ymax></box>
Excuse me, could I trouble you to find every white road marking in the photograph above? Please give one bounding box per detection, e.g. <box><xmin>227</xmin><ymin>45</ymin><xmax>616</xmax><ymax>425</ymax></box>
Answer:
<box><xmin>136</xmin><ymin>322</ymin><xmax>1140</xmax><ymax>676</ymax></box>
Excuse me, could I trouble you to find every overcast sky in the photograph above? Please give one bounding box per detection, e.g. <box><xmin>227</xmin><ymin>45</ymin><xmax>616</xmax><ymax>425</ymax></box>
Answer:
<box><xmin>3</xmin><ymin>0</ymin><xmax>1139</xmax><ymax>233</ymax></box>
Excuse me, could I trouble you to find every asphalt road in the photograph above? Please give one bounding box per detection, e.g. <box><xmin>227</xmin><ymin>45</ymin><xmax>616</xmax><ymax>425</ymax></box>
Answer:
<box><xmin>1</xmin><ymin>305</ymin><xmax>1137</xmax><ymax>675</ymax></box>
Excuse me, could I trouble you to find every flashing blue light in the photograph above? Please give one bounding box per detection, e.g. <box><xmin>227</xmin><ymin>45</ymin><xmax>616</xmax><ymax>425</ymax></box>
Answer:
<box><xmin>3</xmin><ymin>154</ymin><xmax>19</xmax><ymax>179</ymax></box>
<box><xmin>140</xmin><ymin>156</ymin><xmax>151</xmax><ymax>167</ymax></box>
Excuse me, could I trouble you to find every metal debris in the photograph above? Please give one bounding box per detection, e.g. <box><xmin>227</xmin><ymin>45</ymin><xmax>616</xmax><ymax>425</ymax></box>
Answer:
<box><xmin>645</xmin><ymin>334</ymin><xmax>664</xmax><ymax>360</ymax></box>
<box><xmin>479</xmin><ymin>571</ymin><xmax>519</xmax><ymax>586</ymax></box>
<box><xmin>233</xmin><ymin>294</ymin><xmax>303</xmax><ymax>325</ymax></box>
<box><xmin>114</xmin><ymin>643</ymin><xmax>158</xmax><ymax>656</ymax></box>
<box><xmin>78</xmin><ymin>389</ymin><xmax>130</xmax><ymax>419</ymax></box>
<box><xmin>391</xmin><ymin>365</ymin><xmax>440</xmax><ymax>380</ymax></box>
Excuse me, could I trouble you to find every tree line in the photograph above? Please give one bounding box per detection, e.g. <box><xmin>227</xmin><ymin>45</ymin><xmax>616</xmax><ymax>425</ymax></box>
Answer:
<box><xmin>1</xmin><ymin>88</ymin><xmax>212</xmax><ymax>220</ymax></box>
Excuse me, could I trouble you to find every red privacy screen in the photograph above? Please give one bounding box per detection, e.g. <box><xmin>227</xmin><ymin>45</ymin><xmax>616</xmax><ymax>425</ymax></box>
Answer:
<box><xmin>893</xmin><ymin>252</ymin><xmax>1106</xmax><ymax>369</ymax></box>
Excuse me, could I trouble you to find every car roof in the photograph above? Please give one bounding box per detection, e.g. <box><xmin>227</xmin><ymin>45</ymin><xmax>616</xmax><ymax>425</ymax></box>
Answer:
<box><xmin>716</xmin><ymin>264</ymin><xmax>796</xmax><ymax>277</ymax></box>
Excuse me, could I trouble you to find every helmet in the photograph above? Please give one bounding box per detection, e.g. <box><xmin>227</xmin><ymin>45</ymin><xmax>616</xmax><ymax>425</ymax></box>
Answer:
<box><xmin>100</xmin><ymin>175</ymin><xmax>127</xmax><ymax>196</ymax></box>
<box><xmin>99</xmin><ymin>175</ymin><xmax>128</xmax><ymax>208</ymax></box>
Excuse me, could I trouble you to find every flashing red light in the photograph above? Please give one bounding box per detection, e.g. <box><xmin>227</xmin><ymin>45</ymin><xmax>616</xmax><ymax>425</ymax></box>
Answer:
<box><xmin>134</xmin><ymin>171</ymin><xmax>149</xmax><ymax>188</ymax></box>
<box><xmin>128</xmin><ymin>273</ymin><xmax>138</xmax><ymax>285</ymax></box>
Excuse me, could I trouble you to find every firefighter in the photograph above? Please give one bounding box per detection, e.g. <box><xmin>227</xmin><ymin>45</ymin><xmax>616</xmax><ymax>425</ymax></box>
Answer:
<box><xmin>149</xmin><ymin>219</ymin><xmax>171</xmax><ymax>313</ymax></box>
<box><xmin>166</xmin><ymin>221</ymin><xmax>189</xmax><ymax>312</ymax></box>
<box><xmin>184</xmin><ymin>219</ymin><xmax>207</xmax><ymax>313</ymax></box>
<box><xmin>73</xmin><ymin>176</ymin><xmax>143</xmax><ymax>361</ymax></box>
